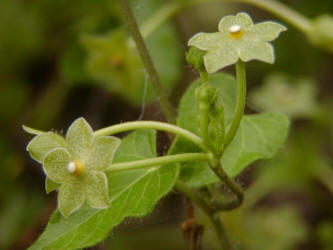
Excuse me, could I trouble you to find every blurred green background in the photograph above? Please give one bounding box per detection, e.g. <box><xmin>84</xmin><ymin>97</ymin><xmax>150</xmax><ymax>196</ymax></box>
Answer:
<box><xmin>1</xmin><ymin>0</ymin><xmax>333</xmax><ymax>249</ymax></box>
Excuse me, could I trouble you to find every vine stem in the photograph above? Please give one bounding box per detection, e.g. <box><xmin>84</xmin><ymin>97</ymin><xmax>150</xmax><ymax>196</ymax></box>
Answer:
<box><xmin>140</xmin><ymin>0</ymin><xmax>312</xmax><ymax>40</ymax></box>
<box><xmin>211</xmin><ymin>162</ymin><xmax>244</xmax><ymax>210</ymax></box>
<box><xmin>94</xmin><ymin>121</ymin><xmax>209</xmax><ymax>152</ymax></box>
<box><xmin>106</xmin><ymin>153</ymin><xmax>209</xmax><ymax>172</ymax></box>
<box><xmin>224</xmin><ymin>60</ymin><xmax>246</xmax><ymax>149</ymax></box>
<box><xmin>240</xmin><ymin>0</ymin><xmax>312</xmax><ymax>34</ymax></box>
<box><xmin>175</xmin><ymin>181</ymin><xmax>231</xmax><ymax>250</ymax></box>
<box><xmin>116</xmin><ymin>0</ymin><xmax>176</xmax><ymax>124</ymax></box>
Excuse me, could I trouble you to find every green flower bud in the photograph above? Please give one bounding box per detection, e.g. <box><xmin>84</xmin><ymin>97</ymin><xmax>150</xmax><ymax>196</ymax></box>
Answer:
<box><xmin>308</xmin><ymin>15</ymin><xmax>333</xmax><ymax>54</ymax></box>
<box><xmin>186</xmin><ymin>46</ymin><xmax>206</xmax><ymax>73</ymax></box>
<box><xmin>195</xmin><ymin>83</ymin><xmax>218</xmax><ymax>105</ymax></box>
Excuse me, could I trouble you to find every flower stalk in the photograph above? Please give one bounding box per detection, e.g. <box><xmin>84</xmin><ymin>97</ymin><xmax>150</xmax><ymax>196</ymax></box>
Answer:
<box><xmin>94</xmin><ymin>121</ymin><xmax>209</xmax><ymax>152</ymax></box>
<box><xmin>107</xmin><ymin>153</ymin><xmax>210</xmax><ymax>172</ymax></box>
<box><xmin>224</xmin><ymin>60</ymin><xmax>247</xmax><ymax>149</ymax></box>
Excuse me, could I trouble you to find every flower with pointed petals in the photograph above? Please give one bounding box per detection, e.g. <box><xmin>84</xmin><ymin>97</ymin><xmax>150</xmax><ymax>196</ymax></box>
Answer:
<box><xmin>26</xmin><ymin>118</ymin><xmax>121</xmax><ymax>216</ymax></box>
<box><xmin>188</xmin><ymin>12</ymin><xmax>287</xmax><ymax>73</ymax></box>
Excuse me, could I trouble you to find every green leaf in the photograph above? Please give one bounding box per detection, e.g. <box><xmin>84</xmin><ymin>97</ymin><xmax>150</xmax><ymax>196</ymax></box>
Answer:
<box><xmin>29</xmin><ymin>130</ymin><xmax>179</xmax><ymax>249</ymax></box>
<box><xmin>221</xmin><ymin>112</ymin><xmax>289</xmax><ymax>177</ymax></box>
<box><xmin>171</xmin><ymin>73</ymin><xmax>289</xmax><ymax>187</ymax></box>
<box><xmin>181</xmin><ymin>113</ymin><xmax>289</xmax><ymax>187</ymax></box>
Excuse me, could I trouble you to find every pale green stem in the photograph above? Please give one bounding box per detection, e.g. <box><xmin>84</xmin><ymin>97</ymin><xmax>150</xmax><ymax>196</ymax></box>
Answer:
<box><xmin>107</xmin><ymin>153</ymin><xmax>209</xmax><ymax>172</ymax></box>
<box><xmin>239</xmin><ymin>0</ymin><xmax>312</xmax><ymax>34</ymax></box>
<box><xmin>224</xmin><ymin>60</ymin><xmax>246</xmax><ymax>149</ymax></box>
<box><xmin>94</xmin><ymin>121</ymin><xmax>209</xmax><ymax>152</ymax></box>
<box><xmin>141</xmin><ymin>1</ymin><xmax>182</xmax><ymax>39</ymax></box>
<box><xmin>141</xmin><ymin>0</ymin><xmax>312</xmax><ymax>40</ymax></box>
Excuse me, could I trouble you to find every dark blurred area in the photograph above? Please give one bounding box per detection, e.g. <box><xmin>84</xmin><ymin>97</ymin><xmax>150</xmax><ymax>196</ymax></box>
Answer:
<box><xmin>1</xmin><ymin>0</ymin><xmax>333</xmax><ymax>249</ymax></box>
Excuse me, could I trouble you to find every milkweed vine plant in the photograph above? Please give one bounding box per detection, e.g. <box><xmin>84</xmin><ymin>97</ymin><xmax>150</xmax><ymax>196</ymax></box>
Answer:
<box><xmin>24</xmin><ymin>1</ymin><xmax>294</xmax><ymax>249</ymax></box>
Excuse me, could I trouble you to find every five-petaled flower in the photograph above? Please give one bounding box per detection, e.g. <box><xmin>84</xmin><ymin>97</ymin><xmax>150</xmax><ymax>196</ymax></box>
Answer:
<box><xmin>26</xmin><ymin>118</ymin><xmax>121</xmax><ymax>216</ymax></box>
<box><xmin>188</xmin><ymin>12</ymin><xmax>287</xmax><ymax>73</ymax></box>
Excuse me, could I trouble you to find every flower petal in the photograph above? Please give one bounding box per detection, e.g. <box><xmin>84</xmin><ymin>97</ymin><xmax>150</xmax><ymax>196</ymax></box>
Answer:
<box><xmin>45</xmin><ymin>177</ymin><xmax>61</xmax><ymax>194</ymax></box>
<box><xmin>86</xmin><ymin>136</ymin><xmax>121</xmax><ymax>171</ymax></box>
<box><xmin>66</xmin><ymin>117</ymin><xmax>93</xmax><ymax>160</ymax></box>
<box><xmin>188</xmin><ymin>32</ymin><xmax>224</xmax><ymax>51</ymax></box>
<box><xmin>250</xmin><ymin>21</ymin><xmax>287</xmax><ymax>41</ymax></box>
<box><xmin>58</xmin><ymin>181</ymin><xmax>85</xmax><ymax>216</ymax></box>
<box><xmin>204</xmin><ymin>47</ymin><xmax>238</xmax><ymax>73</ymax></box>
<box><xmin>218</xmin><ymin>12</ymin><xmax>253</xmax><ymax>33</ymax></box>
<box><xmin>27</xmin><ymin>132</ymin><xmax>66</xmax><ymax>163</ymax></box>
<box><xmin>240</xmin><ymin>41</ymin><xmax>274</xmax><ymax>64</ymax></box>
<box><xmin>84</xmin><ymin>171</ymin><xmax>109</xmax><ymax>209</ymax></box>
<box><xmin>43</xmin><ymin>148</ymin><xmax>71</xmax><ymax>183</ymax></box>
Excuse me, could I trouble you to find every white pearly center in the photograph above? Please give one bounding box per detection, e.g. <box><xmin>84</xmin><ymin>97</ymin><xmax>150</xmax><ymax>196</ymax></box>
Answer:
<box><xmin>67</xmin><ymin>161</ymin><xmax>77</xmax><ymax>173</ymax></box>
<box><xmin>229</xmin><ymin>24</ymin><xmax>241</xmax><ymax>33</ymax></box>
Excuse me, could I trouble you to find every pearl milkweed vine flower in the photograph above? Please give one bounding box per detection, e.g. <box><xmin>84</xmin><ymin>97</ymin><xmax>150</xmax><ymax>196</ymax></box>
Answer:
<box><xmin>188</xmin><ymin>12</ymin><xmax>287</xmax><ymax>73</ymax></box>
<box><xmin>26</xmin><ymin>118</ymin><xmax>121</xmax><ymax>216</ymax></box>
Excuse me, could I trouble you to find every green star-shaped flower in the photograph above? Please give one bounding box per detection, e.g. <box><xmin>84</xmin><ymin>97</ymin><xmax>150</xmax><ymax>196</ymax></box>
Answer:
<box><xmin>188</xmin><ymin>12</ymin><xmax>287</xmax><ymax>73</ymax></box>
<box><xmin>26</xmin><ymin>118</ymin><xmax>121</xmax><ymax>216</ymax></box>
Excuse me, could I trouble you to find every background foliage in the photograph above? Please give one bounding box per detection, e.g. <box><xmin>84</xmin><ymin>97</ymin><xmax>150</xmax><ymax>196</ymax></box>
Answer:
<box><xmin>1</xmin><ymin>0</ymin><xmax>333</xmax><ymax>249</ymax></box>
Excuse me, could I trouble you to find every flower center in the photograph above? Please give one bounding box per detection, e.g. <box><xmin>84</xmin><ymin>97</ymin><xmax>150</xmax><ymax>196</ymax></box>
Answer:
<box><xmin>229</xmin><ymin>24</ymin><xmax>243</xmax><ymax>39</ymax></box>
<box><xmin>67</xmin><ymin>161</ymin><xmax>84</xmax><ymax>175</ymax></box>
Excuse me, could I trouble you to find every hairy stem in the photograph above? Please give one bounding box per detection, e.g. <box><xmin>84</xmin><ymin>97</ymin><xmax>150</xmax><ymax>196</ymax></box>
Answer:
<box><xmin>116</xmin><ymin>0</ymin><xmax>176</xmax><ymax>124</ymax></box>
<box><xmin>211</xmin><ymin>162</ymin><xmax>244</xmax><ymax>210</ymax></box>
<box><xmin>107</xmin><ymin>153</ymin><xmax>209</xmax><ymax>172</ymax></box>
<box><xmin>175</xmin><ymin>181</ymin><xmax>231</xmax><ymax>250</ymax></box>
<box><xmin>224</xmin><ymin>60</ymin><xmax>246</xmax><ymax>150</ymax></box>
<box><xmin>94</xmin><ymin>121</ymin><xmax>209</xmax><ymax>152</ymax></box>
